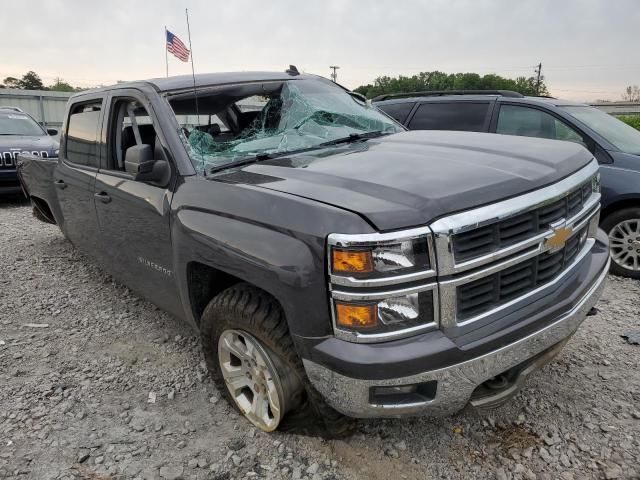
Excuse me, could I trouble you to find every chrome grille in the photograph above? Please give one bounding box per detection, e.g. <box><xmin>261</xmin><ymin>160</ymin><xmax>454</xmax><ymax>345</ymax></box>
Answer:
<box><xmin>456</xmin><ymin>225</ymin><xmax>588</xmax><ymax>320</ymax></box>
<box><xmin>431</xmin><ymin>160</ymin><xmax>601</xmax><ymax>329</ymax></box>
<box><xmin>453</xmin><ymin>181</ymin><xmax>593</xmax><ymax>262</ymax></box>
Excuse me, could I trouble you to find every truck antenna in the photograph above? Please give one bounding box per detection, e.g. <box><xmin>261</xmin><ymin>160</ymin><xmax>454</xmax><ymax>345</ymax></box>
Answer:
<box><xmin>185</xmin><ymin>8</ymin><xmax>204</xmax><ymax>174</ymax></box>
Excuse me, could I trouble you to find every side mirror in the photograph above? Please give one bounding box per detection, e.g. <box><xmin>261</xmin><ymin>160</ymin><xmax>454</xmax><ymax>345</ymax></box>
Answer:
<box><xmin>124</xmin><ymin>144</ymin><xmax>170</xmax><ymax>185</ymax></box>
<box><xmin>47</xmin><ymin>128</ymin><xmax>58</xmax><ymax>136</ymax></box>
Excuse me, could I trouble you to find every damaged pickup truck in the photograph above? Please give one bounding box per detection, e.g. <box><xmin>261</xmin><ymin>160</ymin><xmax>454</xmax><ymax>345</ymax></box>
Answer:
<box><xmin>18</xmin><ymin>70</ymin><xmax>609</xmax><ymax>436</ymax></box>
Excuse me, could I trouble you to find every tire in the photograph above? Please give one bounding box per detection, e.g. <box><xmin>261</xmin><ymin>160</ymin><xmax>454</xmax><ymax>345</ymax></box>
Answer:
<box><xmin>200</xmin><ymin>283</ymin><xmax>355</xmax><ymax>438</ymax></box>
<box><xmin>601</xmin><ymin>207</ymin><xmax>640</xmax><ymax>279</ymax></box>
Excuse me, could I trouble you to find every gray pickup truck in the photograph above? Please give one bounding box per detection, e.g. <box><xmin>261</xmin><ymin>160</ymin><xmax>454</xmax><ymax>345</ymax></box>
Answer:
<box><xmin>18</xmin><ymin>70</ymin><xmax>609</xmax><ymax>436</ymax></box>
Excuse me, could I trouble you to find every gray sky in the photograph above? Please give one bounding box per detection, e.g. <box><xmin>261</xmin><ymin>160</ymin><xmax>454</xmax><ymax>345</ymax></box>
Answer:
<box><xmin>1</xmin><ymin>0</ymin><xmax>638</xmax><ymax>101</ymax></box>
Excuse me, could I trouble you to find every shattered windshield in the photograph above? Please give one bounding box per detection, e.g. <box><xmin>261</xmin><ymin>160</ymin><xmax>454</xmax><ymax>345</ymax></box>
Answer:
<box><xmin>169</xmin><ymin>78</ymin><xmax>402</xmax><ymax>173</ymax></box>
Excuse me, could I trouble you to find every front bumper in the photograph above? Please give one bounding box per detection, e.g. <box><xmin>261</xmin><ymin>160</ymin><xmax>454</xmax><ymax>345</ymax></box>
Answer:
<box><xmin>303</xmin><ymin>239</ymin><xmax>610</xmax><ymax>418</ymax></box>
<box><xmin>0</xmin><ymin>171</ymin><xmax>23</xmax><ymax>196</ymax></box>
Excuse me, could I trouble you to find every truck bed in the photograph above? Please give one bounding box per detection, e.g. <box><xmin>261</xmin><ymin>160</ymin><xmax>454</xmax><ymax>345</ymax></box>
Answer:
<box><xmin>17</xmin><ymin>153</ymin><xmax>59</xmax><ymax>224</ymax></box>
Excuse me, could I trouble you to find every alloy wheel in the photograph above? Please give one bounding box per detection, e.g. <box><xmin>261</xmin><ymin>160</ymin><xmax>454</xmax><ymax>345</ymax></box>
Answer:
<box><xmin>218</xmin><ymin>329</ymin><xmax>284</xmax><ymax>432</ymax></box>
<box><xmin>608</xmin><ymin>219</ymin><xmax>640</xmax><ymax>272</ymax></box>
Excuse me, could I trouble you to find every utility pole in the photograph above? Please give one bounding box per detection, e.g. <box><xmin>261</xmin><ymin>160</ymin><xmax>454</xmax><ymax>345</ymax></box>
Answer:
<box><xmin>329</xmin><ymin>65</ymin><xmax>340</xmax><ymax>83</ymax></box>
<box><xmin>534</xmin><ymin>62</ymin><xmax>542</xmax><ymax>95</ymax></box>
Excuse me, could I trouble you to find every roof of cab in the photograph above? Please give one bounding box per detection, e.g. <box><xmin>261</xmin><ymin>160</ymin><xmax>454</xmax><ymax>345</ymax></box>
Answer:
<box><xmin>70</xmin><ymin>71</ymin><xmax>320</xmax><ymax>99</ymax></box>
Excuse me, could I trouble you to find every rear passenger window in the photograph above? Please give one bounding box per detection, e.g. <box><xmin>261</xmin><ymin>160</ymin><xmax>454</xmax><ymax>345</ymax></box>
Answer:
<box><xmin>497</xmin><ymin>105</ymin><xmax>585</xmax><ymax>145</ymax></box>
<box><xmin>408</xmin><ymin>102</ymin><xmax>490</xmax><ymax>131</ymax></box>
<box><xmin>66</xmin><ymin>100</ymin><xmax>102</xmax><ymax>167</ymax></box>
<box><xmin>378</xmin><ymin>102</ymin><xmax>415</xmax><ymax>124</ymax></box>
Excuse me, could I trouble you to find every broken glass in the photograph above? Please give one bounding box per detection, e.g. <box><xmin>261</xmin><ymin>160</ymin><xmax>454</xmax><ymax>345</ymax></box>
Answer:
<box><xmin>174</xmin><ymin>79</ymin><xmax>402</xmax><ymax>173</ymax></box>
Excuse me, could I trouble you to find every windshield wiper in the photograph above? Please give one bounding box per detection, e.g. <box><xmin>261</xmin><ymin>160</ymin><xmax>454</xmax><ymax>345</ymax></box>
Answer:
<box><xmin>319</xmin><ymin>130</ymin><xmax>387</xmax><ymax>147</ymax></box>
<box><xmin>206</xmin><ymin>152</ymin><xmax>276</xmax><ymax>175</ymax></box>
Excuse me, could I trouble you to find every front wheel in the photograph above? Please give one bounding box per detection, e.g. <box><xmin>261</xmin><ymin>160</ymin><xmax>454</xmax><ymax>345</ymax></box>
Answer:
<box><xmin>200</xmin><ymin>283</ymin><xmax>355</xmax><ymax>437</ymax></box>
<box><xmin>601</xmin><ymin>207</ymin><xmax>640</xmax><ymax>279</ymax></box>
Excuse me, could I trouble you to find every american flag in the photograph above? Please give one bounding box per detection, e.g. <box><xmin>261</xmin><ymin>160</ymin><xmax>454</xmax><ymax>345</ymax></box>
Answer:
<box><xmin>166</xmin><ymin>30</ymin><xmax>190</xmax><ymax>62</ymax></box>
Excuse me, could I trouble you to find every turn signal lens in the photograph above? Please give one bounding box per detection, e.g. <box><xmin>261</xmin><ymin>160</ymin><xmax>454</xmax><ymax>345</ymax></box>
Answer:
<box><xmin>335</xmin><ymin>303</ymin><xmax>378</xmax><ymax>329</ymax></box>
<box><xmin>332</xmin><ymin>248</ymin><xmax>374</xmax><ymax>273</ymax></box>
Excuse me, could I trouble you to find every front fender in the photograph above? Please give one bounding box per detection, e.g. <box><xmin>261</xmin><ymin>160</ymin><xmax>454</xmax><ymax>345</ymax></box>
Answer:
<box><xmin>600</xmin><ymin>161</ymin><xmax>640</xmax><ymax>211</ymax></box>
<box><xmin>171</xmin><ymin>176</ymin><xmax>375</xmax><ymax>338</ymax></box>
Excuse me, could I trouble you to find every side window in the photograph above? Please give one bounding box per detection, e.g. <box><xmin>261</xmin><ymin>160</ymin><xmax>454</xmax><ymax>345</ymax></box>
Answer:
<box><xmin>378</xmin><ymin>102</ymin><xmax>415</xmax><ymax>125</ymax></box>
<box><xmin>497</xmin><ymin>105</ymin><xmax>585</xmax><ymax>145</ymax></box>
<box><xmin>109</xmin><ymin>99</ymin><xmax>160</xmax><ymax>172</ymax></box>
<box><xmin>408</xmin><ymin>102</ymin><xmax>490</xmax><ymax>131</ymax></box>
<box><xmin>65</xmin><ymin>100</ymin><xmax>103</xmax><ymax>167</ymax></box>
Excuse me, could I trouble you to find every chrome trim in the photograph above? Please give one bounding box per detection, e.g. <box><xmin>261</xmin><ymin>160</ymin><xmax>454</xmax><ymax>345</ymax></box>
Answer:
<box><xmin>330</xmin><ymin>269</ymin><xmax>437</xmax><ymax>288</ymax></box>
<box><xmin>431</xmin><ymin>160</ymin><xmax>600</xmax><ymax>275</ymax></box>
<box><xmin>330</xmin><ymin>283</ymin><xmax>439</xmax><ymax>343</ymax></box>
<box><xmin>303</xmin><ymin>255</ymin><xmax>609</xmax><ymax>418</ymax></box>
<box><xmin>327</xmin><ymin>227</ymin><xmax>437</xmax><ymax>287</ymax></box>
<box><xmin>440</xmin><ymin>237</ymin><xmax>595</xmax><ymax>328</ymax></box>
<box><xmin>328</xmin><ymin>226</ymin><xmax>433</xmax><ymax>245</ymax></box>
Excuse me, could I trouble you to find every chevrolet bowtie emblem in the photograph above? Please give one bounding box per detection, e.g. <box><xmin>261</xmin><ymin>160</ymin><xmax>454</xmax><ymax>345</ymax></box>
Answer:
<box><xmin>545</xmin><ymin>225</ymin><xmax>573</xmax><ymax>252</ymax></box>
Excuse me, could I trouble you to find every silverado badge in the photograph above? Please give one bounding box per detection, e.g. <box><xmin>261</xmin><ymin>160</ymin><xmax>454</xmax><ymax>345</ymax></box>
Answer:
<box><xmin>545</xmin><ymin>225</ymin><xmax>573</xmax><ymax>252</ymax></box>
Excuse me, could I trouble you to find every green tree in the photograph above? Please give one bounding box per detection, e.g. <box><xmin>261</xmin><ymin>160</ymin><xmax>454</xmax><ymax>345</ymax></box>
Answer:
<box><xmin>619</xmin><ymin>115</ymin><xmax>640</xmax><ymax>131</ymax></box>
<box><xmin>49</xmin><ymin>78</ymin><xmax>76</xmax><ymax>92</ymax></box>
<box><xmin>2</xmin><ymin>76</ymin><xmax>22</xmax><ymax>89</ymax></box>
<box><xmin>354</xmin><ymin>71</ymin><xmax>549</xmax><ymax>99</ymax></box>
<box><xmin>20</xmin><ymin>71</ymin><xmax>45</xmax><ymax>90</ymax></box>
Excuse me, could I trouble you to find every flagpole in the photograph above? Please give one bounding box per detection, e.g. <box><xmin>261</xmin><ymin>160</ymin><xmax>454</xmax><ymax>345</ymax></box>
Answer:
<box><xmin>185</xmin><ymin>8</ymin><xmax>199</xmax><ymax>117</ymax></box>
<box><xmin>164</xmin><ymin>26</ymin><xmax>168</xmax><ymax>78</ymax></box>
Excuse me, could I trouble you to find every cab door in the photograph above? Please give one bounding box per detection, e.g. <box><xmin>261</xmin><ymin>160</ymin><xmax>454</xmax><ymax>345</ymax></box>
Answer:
<box><xmin>92</xmin><ymin>90</ymin><xmax>182</xmax><ymax>317</ymax></box>
<box><xmin>54</xmin><ymin>96</ymin><xmax>104</xmax><ymax>253</ymax></box>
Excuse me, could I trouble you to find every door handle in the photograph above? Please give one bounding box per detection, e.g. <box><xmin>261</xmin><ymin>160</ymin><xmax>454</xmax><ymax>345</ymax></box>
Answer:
<box><xmin>94</xmin><ymin>191</ymin><xmax>112</xmax><ymax>204</ymax></box>
<box><xmin>54</xmin><ymin>179</ymin><xmax>67</xmax><ymax>190</ymax></box>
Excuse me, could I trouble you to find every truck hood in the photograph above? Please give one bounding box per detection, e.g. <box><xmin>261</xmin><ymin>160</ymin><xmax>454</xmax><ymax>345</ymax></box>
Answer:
<box><xmin>213</xmin><ymin>130</ymin><xmax>595</xmax><ymax>231</ymax></box>
<box><xmin>0</xmin><ymin>135</ymin><xmax>59</xmax><ymax>157</ymax></box>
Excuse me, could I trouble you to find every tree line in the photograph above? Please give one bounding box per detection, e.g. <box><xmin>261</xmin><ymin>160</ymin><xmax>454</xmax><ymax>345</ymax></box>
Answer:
<box><xmin>353</xmin><ymin>71</ymin><xmax>549</xmax><ymax>99</ymax></box>
<box><xmin>0</xmin><ymin>71</ymin><xmax>81</xmax><ymax>92</ymax></box>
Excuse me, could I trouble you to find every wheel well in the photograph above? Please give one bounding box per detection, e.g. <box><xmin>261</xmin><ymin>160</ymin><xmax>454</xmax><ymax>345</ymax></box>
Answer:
<box><xmin>187</xmin><ymin>262</ymin><xmax>241</xmax><ymax>324</ymax></box>
<box><xmin>601</xmin><ymin>198</ymin><xmax>640</xmax><ymax>223</ymax></box>
<box><xmin>31</xmin><ymin>196</ymin><xmax>56</xmax><ymax>224</ymax></box>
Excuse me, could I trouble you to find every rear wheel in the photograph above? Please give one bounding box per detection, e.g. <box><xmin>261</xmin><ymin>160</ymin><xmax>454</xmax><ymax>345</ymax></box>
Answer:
<box><xmin>601</xmin><ymin>207</ymin><xmax>640</xmax><ymax>279</ymax></box>
<box><xmin>200</xmin><ymin>283</ymin><xmax>355</xmax><ymax>437</ymax></box>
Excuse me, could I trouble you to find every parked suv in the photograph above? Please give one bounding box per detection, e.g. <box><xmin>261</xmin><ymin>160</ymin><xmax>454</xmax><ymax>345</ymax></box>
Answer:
<box><xmin>18</xmin><ymin>72</ymin><xmax>608</xmax><ymax>435</ymax></box>
<box><xmin>0</xmin><ymin>106</ymin><xmax>59</xmax><ymax>195</ymax></box>
<box><xmin>375</xmin><ymin>91</ymin><xmax>640</xmax><ymax>278</ymax></box>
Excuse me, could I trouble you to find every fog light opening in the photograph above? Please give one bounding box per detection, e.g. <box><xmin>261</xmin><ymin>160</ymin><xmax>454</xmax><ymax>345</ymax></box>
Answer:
<box><xmin>369</xmin><ymin>381</ymin><xmax>437</xmax><ymax>407</ymax></box>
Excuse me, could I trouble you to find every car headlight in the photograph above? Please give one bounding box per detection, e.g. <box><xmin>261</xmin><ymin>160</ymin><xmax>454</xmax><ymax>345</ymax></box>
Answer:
<box><xmin>331</xmin><ymin>287</ymin><xmax>436</xmax><ymax>340</ymax></box>
<box><xmin>327</xmin><ymin>228</ymin><xmax>437</xmax><ymax>342</ymax></box>
<box><xmin>329</xmin><ymin>230</ymin><xmax>432</xmax><ymax>280</ymax></box>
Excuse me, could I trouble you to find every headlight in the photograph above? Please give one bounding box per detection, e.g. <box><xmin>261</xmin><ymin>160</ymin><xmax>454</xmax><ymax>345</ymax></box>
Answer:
<box><xmin>332</xmin><ymin>286</ymin><xmax>436</xmax><ymax>340</ymax></box>
<box><xmin>328</xmin><ymin>230</ymin><xmax>432</xmax><ymax>282</ymax></box>
<box><xmin>327</xmin><ymin>228</ymin><xmax>437</xmax><ymax>342</ymax></box>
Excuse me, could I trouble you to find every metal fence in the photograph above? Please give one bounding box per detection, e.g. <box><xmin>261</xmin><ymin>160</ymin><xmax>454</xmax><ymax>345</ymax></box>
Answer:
<box><xmin>590</xmin><ymin>102</ymin><xmax>640</xmax><ymax>117</ymax></box>
<box><xmin>0</xmin><ymin>88</ymin><xmax>73</xmax><ymax>130</ymax></box>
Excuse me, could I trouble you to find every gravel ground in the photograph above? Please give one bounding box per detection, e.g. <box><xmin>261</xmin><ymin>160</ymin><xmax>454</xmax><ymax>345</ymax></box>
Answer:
<box><xmin>1</xmin><ymin>197</ymin><xmax>639</xmax><ymax>480</ymax></box>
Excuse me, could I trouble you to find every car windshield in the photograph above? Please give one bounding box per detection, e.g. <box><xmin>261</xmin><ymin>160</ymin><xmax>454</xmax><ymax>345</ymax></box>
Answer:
<box><xmin>169</xmin><ymin>78</ymin><xmax>402</xmax><ymax>173</ymax></box>
<box><xmin>0</xmin><ymin>112</ymin><xmax>45</xmax><ymax>136</ymax></box>
<box><xmin>561</xmin><ymin>106</ymin><xmax>640</xmax><ymax>155</ymax></box>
